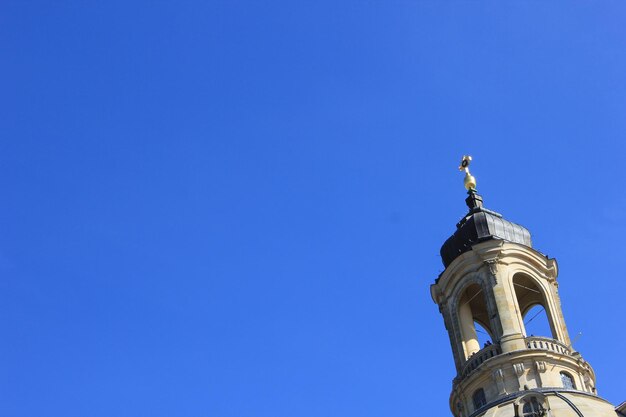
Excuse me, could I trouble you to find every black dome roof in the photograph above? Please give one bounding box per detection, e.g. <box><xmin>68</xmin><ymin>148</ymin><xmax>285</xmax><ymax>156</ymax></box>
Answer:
<box><xmin>440</xmin><ymin>191</ymin><xmax>532</xmax><ymax>268</ymax></box>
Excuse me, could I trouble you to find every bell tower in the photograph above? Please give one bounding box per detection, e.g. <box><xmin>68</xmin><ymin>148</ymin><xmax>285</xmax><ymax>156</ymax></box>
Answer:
<box><xmin>430</xmin><ymin>156</ymin><xmax>618</xmax><ymax>417</ymax></box>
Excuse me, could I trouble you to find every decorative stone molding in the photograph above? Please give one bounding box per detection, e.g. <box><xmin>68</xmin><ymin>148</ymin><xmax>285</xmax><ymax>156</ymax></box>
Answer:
<box><xmin>534</xmin><ymin>361</ymin><xmax>547</xmax><ymax>388</ymax></box>
<box><xmin>476</xmin><ymin>243</ymin><xmax>503</xmax><ymax>285</ymax></box>
<box><xmin>545</xmin><ymin>258</ymin><xmax>558</xmax><ymax>282</ymax></box>
<box><xmin>534</xmin><ymin>361</ymin><xmax>547</xmax><ymax>373</ymax></box>
<box><xmin>584</xmin><ymin>372</ymin><xmax>597</xmax><ymax>394</ymax></box>
<box><xmin>514</xmin><ymin>362</ymin><xmax>525</xmax><ymax>377</ymax></box>
<box><xmin>430</xmin><ymin>284</ymin><xmax>443</xmax><ymax>305</ymax></box>
<box><xmin>483</xmin><ymin>259</ymin><xmax>499</xmax><ymax>277</ymax></box>
<box><xmin>492</xmin><ymin>368</ymin><xmax>507</xmax><ymax>395</ymax></box>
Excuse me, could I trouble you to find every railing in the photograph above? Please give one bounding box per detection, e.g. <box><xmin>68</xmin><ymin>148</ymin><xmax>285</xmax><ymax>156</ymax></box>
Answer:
<box><xmin>525</xmin><ymin>336</ymin><xmax>571</xmax><ymax>355</ymax></box>
<box><xmin>459</xmin><ymin>337</ymin><xmax>572</xmax><ymax>379</ymax></box>
<box><xmin>461</xmin><ymin>343</ymin><xmax>502</xmax><ymax>378</ymax></box>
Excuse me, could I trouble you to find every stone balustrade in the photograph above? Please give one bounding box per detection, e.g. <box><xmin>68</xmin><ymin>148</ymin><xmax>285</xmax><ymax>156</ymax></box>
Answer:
<box><xmin>525</xmin><ymin>336</ymin><xmax>571</xmax><ymax>355</ymax></box>
<box><xmin>459</xmin><ymin>336</ymin><xmax>572</xmax><ymax>379</ymax></box>
<box><xmin>461</xmin><ymin>343</ymin><xmax>502</xmax><ymax>378</ymax></box>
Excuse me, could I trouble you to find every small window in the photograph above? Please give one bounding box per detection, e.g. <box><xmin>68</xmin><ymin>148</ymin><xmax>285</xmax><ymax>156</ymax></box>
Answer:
<box><xmin>472</xmin><ymin>388</ymin><xmax>487</xmax><ymax>410</ymax></box>
<box><xmin>560</xmin><ymin>372</ymin><xmax>575</xmax><ymax>389</ymax></box>
<box><xmin>522</xmin><ymin>397</ymin><xmax>544</xmax><ymax>417</ymax></box>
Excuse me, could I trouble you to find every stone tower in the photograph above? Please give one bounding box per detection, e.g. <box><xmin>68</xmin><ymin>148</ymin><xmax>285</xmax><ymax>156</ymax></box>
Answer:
<box><xmin>430</xmin><ymin>157</ymin><xmax>619</xmax><ymax>417</ymax></box>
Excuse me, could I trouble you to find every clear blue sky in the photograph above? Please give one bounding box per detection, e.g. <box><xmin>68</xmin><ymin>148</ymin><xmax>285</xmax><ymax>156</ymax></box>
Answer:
<box><xmin>1</xmin><ymin>2</ymin><xmax>625</xmax><ymax>416</ymax></box>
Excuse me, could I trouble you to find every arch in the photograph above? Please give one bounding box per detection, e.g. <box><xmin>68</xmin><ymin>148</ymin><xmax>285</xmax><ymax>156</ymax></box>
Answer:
<box><xmin>447</xmin><ymin>271</ymin><xmax>502</xmax><ymax>368</ymax></box>
<box><xmin>457</xmin><ymin>283</ymin><xmax>493</xmax><ymax>359</ymax></box>
<box><xmin>514</xmin><ymin>392</ymin><xmax>550</xmax><ymax>417</ymax></box>
<box><xmin>512</xmin><ymin>273</ymin><xmax>557</xmax><ymax>340</ymax></box>
<box><xmin>523</xmin><ymin>398</ymin><xmax>543</xmax><ymax>417</ymax></box>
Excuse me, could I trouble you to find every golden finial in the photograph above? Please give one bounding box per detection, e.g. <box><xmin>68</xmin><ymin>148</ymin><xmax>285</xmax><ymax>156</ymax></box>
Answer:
<box><xmin>459</xmin><ymin>155</ymin><xmax>477</xmax><ymax>190</ymax></box>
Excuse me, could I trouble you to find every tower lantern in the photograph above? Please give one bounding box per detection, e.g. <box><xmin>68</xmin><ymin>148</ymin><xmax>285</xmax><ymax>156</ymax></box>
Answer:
<box><xmin>430</xmin><ymin>156</ymin><xmax>618</xmax><ymax>417</ymax></box>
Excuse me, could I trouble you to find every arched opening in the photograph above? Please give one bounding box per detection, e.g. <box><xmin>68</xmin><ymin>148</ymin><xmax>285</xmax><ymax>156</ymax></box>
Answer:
<box><xmin>521</xmin><ymin>398</ymin><xmax>545</xmax><ymax>417</ymax></box>
<box><xmin>512</xmin><ymin>274</ymin><xmax>556</xmax><ymax>339</ymax></box>
<box><xmin>514</xmin><ymin>393</ymin><xmax>550</xmax><ymax>417</ymax></box>
<box><xmin>458</xmin><ymin>283</ymin><xmax>493</xmax><ymax>359</ymax></box>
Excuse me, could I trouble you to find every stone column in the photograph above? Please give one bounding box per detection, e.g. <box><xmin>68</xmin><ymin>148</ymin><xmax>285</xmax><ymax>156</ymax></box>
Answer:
<box><xmin>491</xmin><ymin>267</ymin><xmax>526</xmax><ymax>352</ymax></box>
<box><xmin>459</xmin><ymin>297</ymin><xmax>480</xmax><ymax>357</ymax></box>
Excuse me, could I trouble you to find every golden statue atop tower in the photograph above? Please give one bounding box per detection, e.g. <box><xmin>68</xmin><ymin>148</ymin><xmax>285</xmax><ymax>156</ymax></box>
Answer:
<box><xmin>458</xmin><ymin>155</ymin><xmax>476</xmax><ymax>191</ymax></box>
